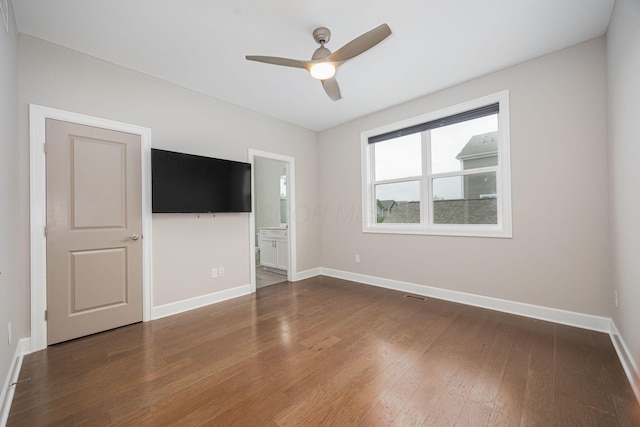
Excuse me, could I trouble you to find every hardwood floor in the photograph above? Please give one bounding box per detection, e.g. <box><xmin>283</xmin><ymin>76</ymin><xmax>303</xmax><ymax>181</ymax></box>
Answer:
<box><xmin>8</xmin><ymin>276</ymin><xmax>640</xmax><ymax>426</ymax></box>
<box><xmin>256</xmin><ymin>267</ymin><xmax>287</xmax><ymax>288</ymax></box>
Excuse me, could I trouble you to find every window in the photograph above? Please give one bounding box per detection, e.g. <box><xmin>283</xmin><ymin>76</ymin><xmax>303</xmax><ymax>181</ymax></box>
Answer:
<box><xmin>361</xmin><ymin>91</ymin><xmax>512</xmax><ymax>237</ymax></box>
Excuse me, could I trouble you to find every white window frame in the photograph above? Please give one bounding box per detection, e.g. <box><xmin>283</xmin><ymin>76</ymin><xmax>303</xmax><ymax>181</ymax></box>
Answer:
<box><xmin>361</xmin><ymin>91</ymin><xmax>512</xmax><ymax>238</ymax></box>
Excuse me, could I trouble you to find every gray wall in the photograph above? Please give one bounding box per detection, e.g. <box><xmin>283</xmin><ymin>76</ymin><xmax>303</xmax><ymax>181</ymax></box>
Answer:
<box><xmin>607</xmin><ymin>0</ymin><xmax>640</xmax><ymax>379</ymax></box>
<box><xmin>17</xmin><ymin>35</ymin><xmax>320</xmax><ymax>308</ymax></box>
<box><xmin>0</xmin><ymin>1</ymin><xmax>26</xmax><ymax>405</ymax></box>
<box><xmin>318</xmin><ymin>37</ymin><xmax>610</xmax><ymax>316</ymax></box>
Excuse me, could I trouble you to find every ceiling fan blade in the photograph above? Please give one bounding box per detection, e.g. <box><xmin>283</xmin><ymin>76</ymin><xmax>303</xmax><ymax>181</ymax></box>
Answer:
<box><xmin>245</xmin><ymin>55</ymin><xmax>311</xmax><ymax>70</ymax></box>
<box><xmin>322</xmin><ymin>77</ymin><xmax>342</xmax><ymax>101</ymax></box>
<box><xmin>327</xmin><ymin>23</ymin><xmax>392</xmax><ymax>63</ymax></box>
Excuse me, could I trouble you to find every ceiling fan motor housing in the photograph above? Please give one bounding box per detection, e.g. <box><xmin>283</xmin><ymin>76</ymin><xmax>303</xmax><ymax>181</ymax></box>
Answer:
<box><xmin>313</xmin><ymin>27</ymin><xmax>331</xmax><ymax>45</ymax></box>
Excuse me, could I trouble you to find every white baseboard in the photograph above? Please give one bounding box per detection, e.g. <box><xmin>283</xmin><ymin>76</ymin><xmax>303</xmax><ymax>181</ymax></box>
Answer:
<box><xmin>610</xmin><ymin>321</ymin><xmax>640</xmax><ymax>402</ymax></box>
<box><xmin>293</xmin><ymin>267</ymin><xmax>322</xmax><ymax>282</ymax></box>
<box><xmin>152</xmin><ymin>284</ymin><xmax>251</xmax><ymax>320</ymax></box>
<box><xmin>1</xmin><ymin>338</ymin><xmax>31</xmax><ymax>427</ymax></box>
<box><xmin>320</xmin><ymin>268</ymin><xmax>612</xmax><ymax>333</ymax></box>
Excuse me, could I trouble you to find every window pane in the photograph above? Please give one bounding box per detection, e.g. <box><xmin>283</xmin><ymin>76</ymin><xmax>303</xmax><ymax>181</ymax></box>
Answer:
<box><xmin>431</xmin><ymin>115</ymin><xmax>498</xmax><ymax>174</ymax></box>
<box><xmin>432</xmin><ymin>172</ymin><xmax>497</xmax><ymax>224</ymax></box>
<box><xmin>432</xmin><ymin>175</ymin><xmax>463</xmax><ymax>200</ymax></box>
<box><xmin>374</xmin><ymin>133</ymin><xmax>421</xmax><ymax>181</ymax></box>
<box><xmin>375</xmin><ymin>180</ymin><xmax>420</xmax><ymax>223</ymax></box>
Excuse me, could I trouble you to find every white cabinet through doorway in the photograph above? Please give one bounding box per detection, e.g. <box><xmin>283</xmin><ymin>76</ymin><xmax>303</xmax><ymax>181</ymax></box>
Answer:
<box><xmin>259</xmin><ymin>228</ymin><xmax>288</xmax><ymax>271</ymax></box>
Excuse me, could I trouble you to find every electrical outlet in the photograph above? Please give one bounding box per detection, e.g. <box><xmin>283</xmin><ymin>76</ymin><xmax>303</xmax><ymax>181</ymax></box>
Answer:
<box><xmin>211</xmin><ymin>268</ymin><xmax>218</xmax><ymax>279</ymax></box>
<box><xmin>218</xmin><ymin>267</ymin><xmax>224</xmax><ymax>277</ymax></box>
<box><xmin>8</xmin><ymin>322</ymin><xmax>12</xmax><ymax>345</ymax></box>
<box><xmin>614</xmin><ymin>290</ymin><xmax>618</xmax><ymax>308</ymax></box>
<box><xmin>355</xmin><ymin>254</ymin><xmax>360</xmax><ymax>263</ymax></box>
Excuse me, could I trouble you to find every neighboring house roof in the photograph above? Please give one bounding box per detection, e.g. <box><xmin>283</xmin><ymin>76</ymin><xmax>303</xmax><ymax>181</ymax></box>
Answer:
<box><xmin>456</xmin><ymin>131</ymin><xmax>498</xmax><ymax>160</ymax></box>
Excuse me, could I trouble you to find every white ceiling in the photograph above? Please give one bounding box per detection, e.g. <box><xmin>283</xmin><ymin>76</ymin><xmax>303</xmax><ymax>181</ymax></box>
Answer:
<box><xmin>13</xmin><ymin>0</ymin><xmax>614</xmax><ymax>131</ymax></box>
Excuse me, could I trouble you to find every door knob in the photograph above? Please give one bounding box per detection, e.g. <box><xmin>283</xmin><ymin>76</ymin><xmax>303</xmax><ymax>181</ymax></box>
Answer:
<box><xmin>126</xmin><ymin>234</ymin><xmax>141</xmax><ymax>241</ymax></box>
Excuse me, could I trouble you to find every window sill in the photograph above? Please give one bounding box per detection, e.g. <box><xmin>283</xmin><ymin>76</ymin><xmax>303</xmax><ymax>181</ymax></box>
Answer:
<box><xmin>363</xmin><ymin>224</ymin><xmax>512</xmax><ymax>238</ymax></box>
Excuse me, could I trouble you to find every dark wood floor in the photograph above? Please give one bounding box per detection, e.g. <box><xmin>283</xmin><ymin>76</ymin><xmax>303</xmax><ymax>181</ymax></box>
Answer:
<box><xmin>8</xmin><ymin>276</ymin><xmax>640</xmax><ymax>426</ymax></box>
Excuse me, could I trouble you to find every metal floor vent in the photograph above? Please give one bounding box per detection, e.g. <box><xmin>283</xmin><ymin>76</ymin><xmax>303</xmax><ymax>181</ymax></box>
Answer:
<box><xmin>404</xmin><ymin>294</ymin><xmax>427</xmax><ymax>301</ymax></box>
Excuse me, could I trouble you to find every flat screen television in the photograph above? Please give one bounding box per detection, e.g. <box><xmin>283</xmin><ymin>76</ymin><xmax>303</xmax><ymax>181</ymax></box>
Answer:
<box><xmin>151</xmin><ymin>148</ymin><xmax>251</xmax><ymax>213</ymax></box>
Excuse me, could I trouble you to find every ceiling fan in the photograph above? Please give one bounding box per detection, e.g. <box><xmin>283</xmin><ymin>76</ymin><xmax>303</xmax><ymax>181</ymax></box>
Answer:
<box><xmin>246</xmin><ymin>23</ymin><xmax>392</xmax><ymax>101</ymax></box>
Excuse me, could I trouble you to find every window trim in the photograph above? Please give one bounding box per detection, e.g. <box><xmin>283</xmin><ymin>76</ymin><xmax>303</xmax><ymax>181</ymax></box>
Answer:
<box><xmin>361</xmin><ymin>90</ymin><xmax>512</xmax><ymax>238</ymax></box>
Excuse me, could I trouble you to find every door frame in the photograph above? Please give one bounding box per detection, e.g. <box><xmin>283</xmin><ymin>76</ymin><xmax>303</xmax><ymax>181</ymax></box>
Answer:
<box><xmin>248</xmin><ymin>149</ymin><xmax>296</xmax><ymax>292</ymax></box>
<box><xmin>29</xmin><ymin>104</ymin><xmax>153</xmax><ymax>352</ymax></box>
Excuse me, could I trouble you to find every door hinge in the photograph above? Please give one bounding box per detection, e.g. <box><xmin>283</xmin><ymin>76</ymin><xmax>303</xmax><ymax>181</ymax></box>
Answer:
<box><xmin>44</xmin><ymin>310</ymin><xmax>48</xmax><ymax>321</ymax></box>
<box><xmin>43</xmin><ymin>142</ymin><xmax>47</xmax><ymax>154</ymax></box>
<box><xmin>44</xmin><ymin>226</ymin><xmax>47</xmax><ymax>237</ymax></box>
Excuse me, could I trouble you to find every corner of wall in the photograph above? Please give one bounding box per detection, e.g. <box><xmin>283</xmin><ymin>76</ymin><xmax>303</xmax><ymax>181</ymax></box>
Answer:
<box><xmin>610</xmin><ymin>320</ymin><xmax>640</xmax><ymax>402</ymax></box>
<box><xmin>0</xmin><ymin>338</ymin><xmax>31</xmax><ymax>426</ymax></box>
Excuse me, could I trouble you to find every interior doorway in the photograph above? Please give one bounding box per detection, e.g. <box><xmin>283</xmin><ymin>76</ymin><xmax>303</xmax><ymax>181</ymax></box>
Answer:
<box><xmin>248</xmin><ymin>150</ymin><xmax>296</xmax><ymax>292</ymax></box>
<box><xmin>29</xmin><ymin>105</ymin><xmax>152</xmax><ymax>351</ymax></box>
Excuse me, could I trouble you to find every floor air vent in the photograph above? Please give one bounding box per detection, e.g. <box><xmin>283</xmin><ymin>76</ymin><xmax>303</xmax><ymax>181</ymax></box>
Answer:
<box><xmin>404</xmin><ymin>294</ymin><xmax>427</xmax><ymax>301</ymax></box>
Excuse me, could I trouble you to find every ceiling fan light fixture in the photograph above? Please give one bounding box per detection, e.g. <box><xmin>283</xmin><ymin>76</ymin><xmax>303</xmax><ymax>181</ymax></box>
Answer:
<box><xmin>309</xmin><ymin>62</ymin><xmax>336</xmax><ymax>80</ymax></box>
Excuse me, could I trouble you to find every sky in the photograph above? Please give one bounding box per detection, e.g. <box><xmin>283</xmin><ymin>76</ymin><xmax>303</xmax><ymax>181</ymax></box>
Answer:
<box><xmin>374</xmin><ymin>115</ymin><xmax>497</xmax><ymax>201</ymax></box>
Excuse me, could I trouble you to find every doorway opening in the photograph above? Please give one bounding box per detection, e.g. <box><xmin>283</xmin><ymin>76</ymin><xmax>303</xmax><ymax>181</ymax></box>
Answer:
<box><xmin>248</xmin><ymin>150</ymin><xmax>296</xmax><ymax>292</ymax></box>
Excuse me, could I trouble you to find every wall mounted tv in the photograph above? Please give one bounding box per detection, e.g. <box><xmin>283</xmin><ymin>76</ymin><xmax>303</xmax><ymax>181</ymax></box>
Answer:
<box><xmin>151</xmin><ymin>148</ymin><xmax>251</xmax><ymax>213</ymax></box>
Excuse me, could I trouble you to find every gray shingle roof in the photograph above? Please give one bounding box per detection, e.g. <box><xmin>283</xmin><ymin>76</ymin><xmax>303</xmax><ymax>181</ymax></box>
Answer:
<box><xmin>456</xmin><ymin>131</ymin><xmax>498</xmax><ymax>160</ymax></box>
